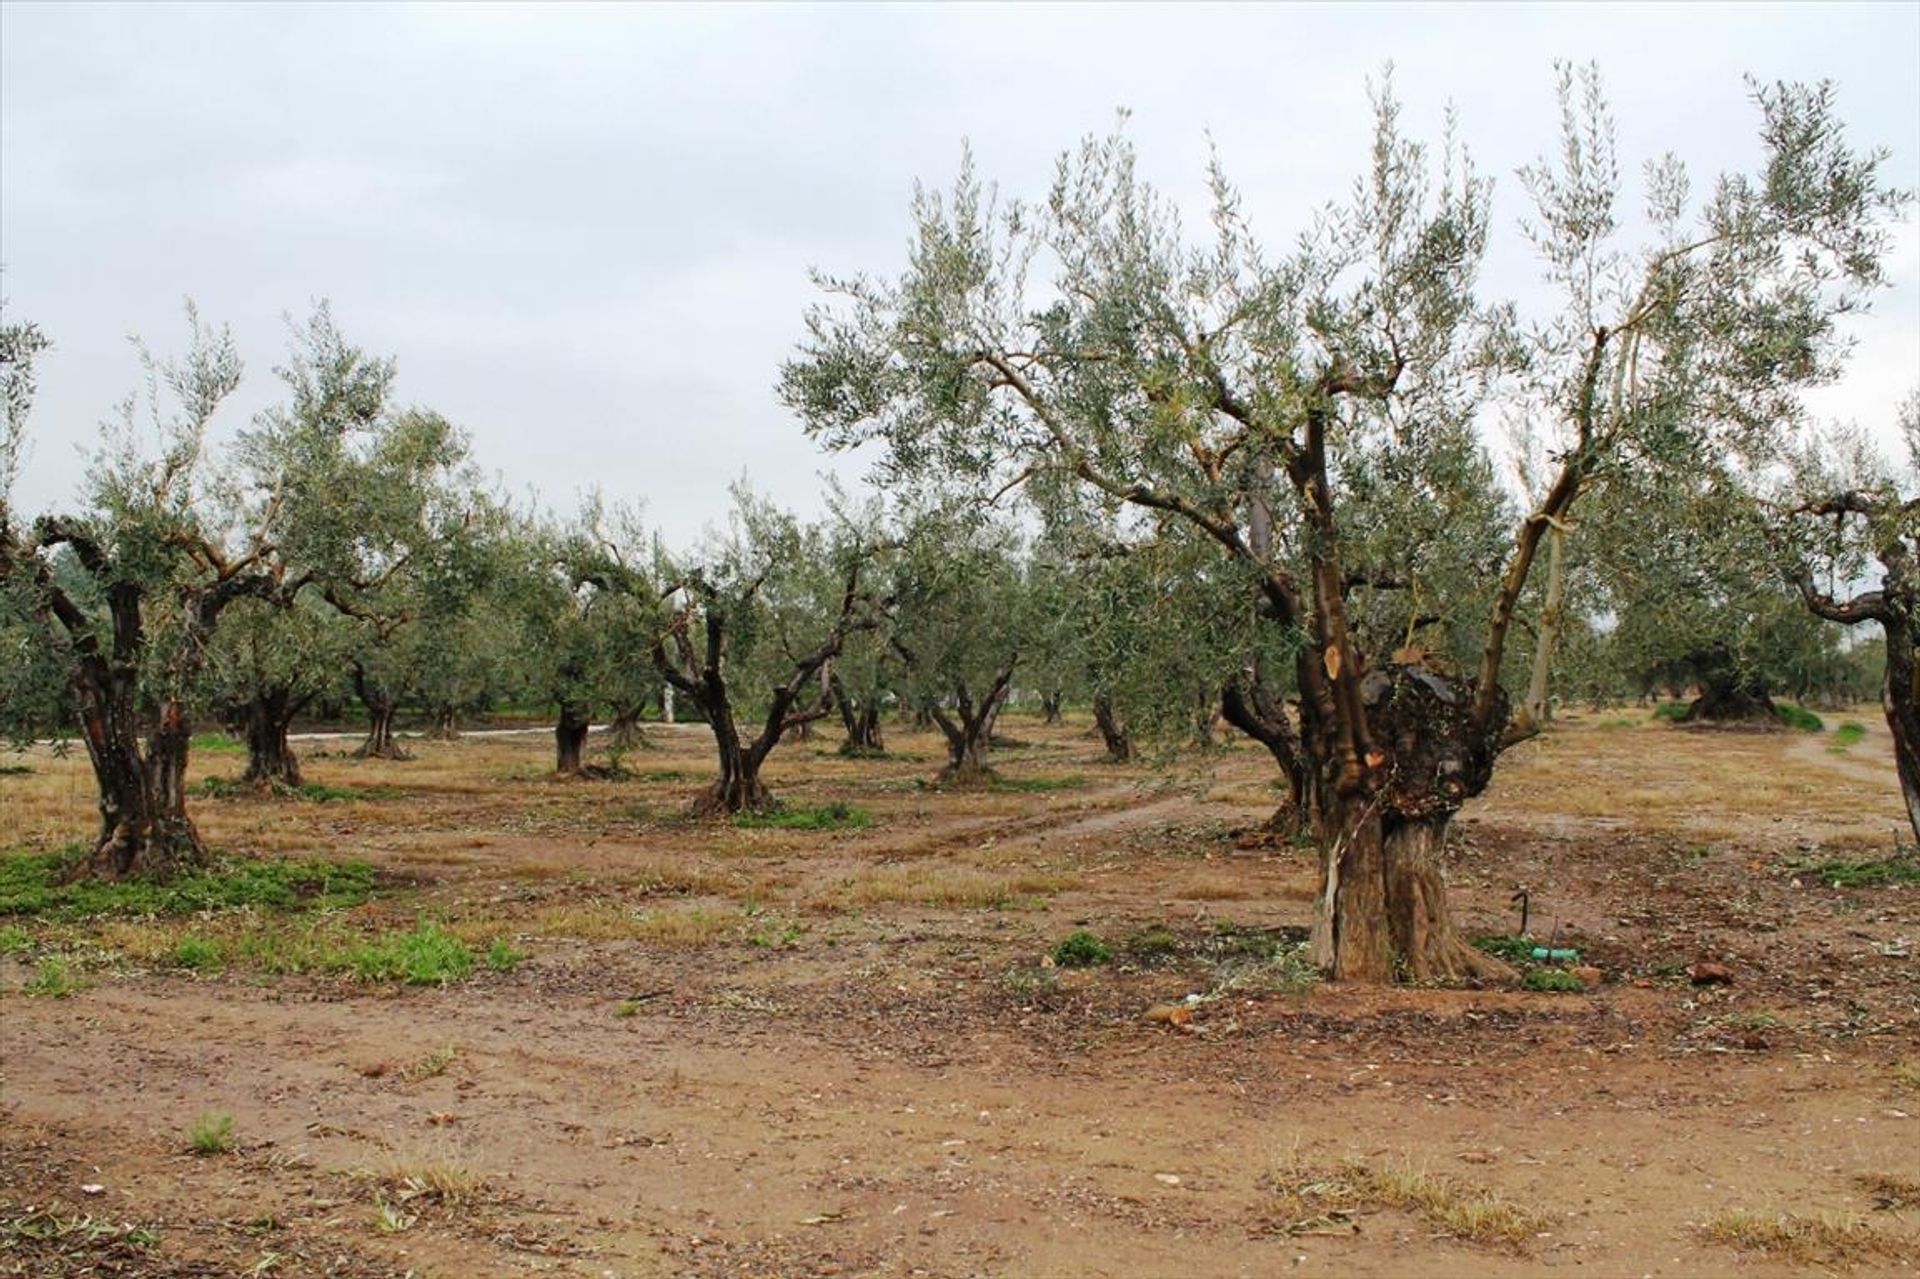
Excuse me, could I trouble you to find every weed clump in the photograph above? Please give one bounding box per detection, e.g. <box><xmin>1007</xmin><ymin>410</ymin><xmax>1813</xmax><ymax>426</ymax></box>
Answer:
<box><xmin>1700</xmin><ymin>1208</ymin><xmax>1899</xmax><ymax>1265</ymax></box>
<box><xmin>348</xmin><ymin>923</ymin><xmax>473</xmax><ymax>985</ymax></box>
<box><xmin>171</xmin><ymin>935</ymin><xmax>223</xmax><ymax>970</ymax></box>
<box><xmin>1050</xmin><ymin>929</ymin><xmax>1112</xmax><ymax>969</ymax></box>
<box><xmin>24</xmin><ymin>956</ymin><xmax>79</xmax><ymax>998</ymax></box>
<box><xmin>1263</xmin><ymin>1150</ymin><xmax>1541</xmax><ymax>1249</ymax></box>
<box><xmin>188</xmin><ymin>1112</ymin><xmax>235</xmax><ymax>1156</ymax></box>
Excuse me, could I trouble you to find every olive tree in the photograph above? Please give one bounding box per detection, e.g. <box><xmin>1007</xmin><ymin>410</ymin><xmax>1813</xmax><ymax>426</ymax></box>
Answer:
<box><xmin>783</xmin><ymin>69</ymin><xmax>1899</xmax><ymax>982</ymax></box>
<box><xmin>1781</xmin><ymin>399</ymin><xmax>1918</xmax><ymax>840</ymax></box>
<box><xmin>243</xmin><ymin>307</ymin><xmax>493</xmax><ymax>761</ymax></box>
<box><xmin>601</xmin><ymin>490</ymin><xmax>884</xmax><ymax>814</ymax></box>
<box><xmin>1</xmin><ymin>309</ymin><xmax>302</xmax><ymax>876</ymax></box>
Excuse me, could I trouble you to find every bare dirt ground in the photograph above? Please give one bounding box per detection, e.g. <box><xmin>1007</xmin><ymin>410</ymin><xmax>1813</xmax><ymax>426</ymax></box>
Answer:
<box><xmin>2</xmin><ymin>710</ymin><xmax>1916</xmax><ymax>1277</ymax></box>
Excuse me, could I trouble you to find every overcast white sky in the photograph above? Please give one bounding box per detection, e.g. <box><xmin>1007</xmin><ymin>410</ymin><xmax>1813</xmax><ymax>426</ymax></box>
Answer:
<box><xmin>3</xmin><ymin>1</ymin><xmax>1916</xmax><ymax>546</ymax></box>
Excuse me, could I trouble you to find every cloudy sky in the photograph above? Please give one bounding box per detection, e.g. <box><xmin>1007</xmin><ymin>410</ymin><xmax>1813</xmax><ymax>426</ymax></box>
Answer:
<box><xmin>4</xmin><ymin>2</ymin><xmax>1916</xmax><ymax>546</ymax></box>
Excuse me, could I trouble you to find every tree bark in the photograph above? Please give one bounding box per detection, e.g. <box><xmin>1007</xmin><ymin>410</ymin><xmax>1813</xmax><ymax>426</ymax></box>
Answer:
<box><xmin>1221</xmin><ymin>669</ymin><xmax>1311</xmax><ymax>833</ymax></box>
<box><xmin>1091</xmin><ymin>692</ymin><xmax>1132</xmax><ymax>763</ymax></box>
<box><xmin>1885</xmin><ymin>619</ymin><xmax>1919</xmax><ymax>843</ymax></box>
<box><xmin>932</xmin><ymin>670</ymin><xmax>1012</xmax><ymax>786</ymax></box>
<box><xmin>1680</xmin><ymin>649</ymin><xmax>1779</xmax><ymax>725</ymax></box>
<box><xmin>429</xmin><ymin>704</ymin><xmax>461</xmax><ymax>741</ymax></box>
<box><xmin>555</xmin><ymin>702</ymin><xmax>591</xmax><ymax>775</ymax></box>
<box><xmin>1040</xmin><ymin>691</ymin><xmax>1063</xmax><ymax>724</ymax></box>
<box><xmin>241</xmin><ymin>689</ymin><xmax>304</xmax><ymax>789</ymax></box>
<box><xmin>351</xmin><ymin>665</ymin><xmax>411</xmax><ymax>759</ymax></box>
<box><xmin>75</xmin><ymin>680</ymin><xmax>209</xmax><ymax>879</ymax></box>
<box><xmin>1304</xmin><ymin>662</ymin><xmax>1517</xmax><ymax>984</ymax></box>
<box><xmin>831</xmin><ymin>673</ymin><xmax>886</xmax><ymax>756</ymax></box>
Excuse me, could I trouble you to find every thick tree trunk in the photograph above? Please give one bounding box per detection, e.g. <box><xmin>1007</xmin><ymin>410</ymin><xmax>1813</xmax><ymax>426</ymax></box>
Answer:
<box><xmin>356</xmin><ymin>700</ymin><xmax>410</xmax><ymax>758</ymax></box>
<box><xmin>1382</xmin><ymin>814</ymin><xmax>1514</xmax><ymax>983</ymax></box>
<box><xmin>1091</xmin><ymin>693</ymin><xmax>1132</xmax><ymax>763</ymax></box>
<box><xmin>76</xmin><ymin>688</ymin><xmax>208</xmax><ymax>880</ymax></box>
<box><xmin>833</xmin><ymin>675</ymin><xmax>887</xmax><ymax>756</ymax></box>
<box><xmin>350</xmin><ymin>664</ymin><xmax>411</xmax><ymax>759</ymax></box>
<box><xmin>932</xmin><ymin>671</ymin><xmax>1012</xmax><ymax>787</ymax></box>
<box><xmin>555</xmin><ymin>703</ymin><xmax>591</xmax><ymax>775</ymax></box>
<box><xmin>429</xmin><ymin>705</ymin><xmax>461</xmax><ymax>741</ymax></box>
<box><xmin>241</xmin><ymin>690</ymin><xmax>303</xmax><ymax>789</ymax></box>
<box><xmin>1306</xmin><ymin>662</ymin><xmax>1518</xmax><ymax>985</ymax></box>
<box><xmin>1882</xmin><ymin>617</ymin><xmax>1919</xmax><ymax>844</ymax></box>
<box><xmin>692</xmin><ymin>734</ymin><xmax>775</xmax><ymax>815</ymax></box>
<box><xmin>1682</xmin><ymin>679</ymin><xmax>1778</xmax><ymax>725</ymax></box>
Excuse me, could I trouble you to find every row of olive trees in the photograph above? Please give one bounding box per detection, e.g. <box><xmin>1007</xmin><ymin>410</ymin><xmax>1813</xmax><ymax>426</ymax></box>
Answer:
<box><xmin>0</xmin><ymin>309</ymin><xmax>1203</xmax><ymax>870</ymax></box>
<box><xmin>4</xmin><ymin>65</ymin><xmax>1910</xmax><ymax>987</ymax></box>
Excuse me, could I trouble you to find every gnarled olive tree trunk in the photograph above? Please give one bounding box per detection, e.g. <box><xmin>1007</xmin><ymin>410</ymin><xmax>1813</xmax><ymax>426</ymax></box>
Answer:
<box><xmin>240</xmin><ymin>688</ymin><xmax>305</xmax><ymax>788</ymax></box>
<box><xmin>1308</xmin><ymin>663</ymin><xmax>1514</xmax><ymax>984</ymax></box>
<box><xmin>351</xmin><ymin>664</ymin><xmax>411</xmax><ymax>760</ymax></box>
<box><xmin>830</xmin><ymin>672</ymin><xmax>886</xmax><ymax>757</ymax></box>
<box><xmin>554</xmin><ymin>701</ymin><xmax>591</xmax><ymax>775</ymax></box>
<box><xmin>931</xmin><ymin>669</ymin><xmax>1013</xmax><ymax>787</ymax></box>
<box><xmin>1091</xmin><ymin>692</ymin><xmax>1132</xmax><ymax>763</ymax></box>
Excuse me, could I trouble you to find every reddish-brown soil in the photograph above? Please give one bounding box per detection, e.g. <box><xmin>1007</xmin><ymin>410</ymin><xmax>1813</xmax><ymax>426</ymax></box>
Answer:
<box><xmin>2</xmin><ymin>711</ymin><xmax>1916</xmax><ymax>1277</ymax></box>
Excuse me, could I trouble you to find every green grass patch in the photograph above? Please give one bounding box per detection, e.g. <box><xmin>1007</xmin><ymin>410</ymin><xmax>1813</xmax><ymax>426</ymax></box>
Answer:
<box><xmin>1594</xmin><ymin>717</ymin><xmax>1639</xmax><ymax>731</ymax></box>
<box><xmin>0</xmin><ymin>923</ymin><xmax>31</xmax><ymax>954</ymax></box>
<box><xmin>1776</xmin><ymin>703</ymin><xmax>1824</xmax><ymax>733</ymax></box>
<box><xmin>0</xmin><ymin>852</ymin><xmax>377</xmax><ymax>920</ymax></box>
<box><xmin>1651</xmin><ymin>702</ymin><xmax>1690</xmax><ymax>723</ymax></box>
<box><xmin>1829</xmin><ymin>721</ymin><xmax>1867</xmax><ymax>749</ymax></box>
<box><xmin>1472</xmin><ymin>934</ymin><xmax>1537</xmax><ymax>963</ymax></box>
<box><xmin>1524</xmin><ymin>967</ymin><xmax>1585</xmax><ymax>993</ymax></box>
<box><xmin>1050</xmin><ymin>929</ymin><xmax>1112</xmax><ymax>968</ymax></box>
<box><xmin>24</xmin><ymin>956</ymin><xmax>80</xmax><ymax>997</ymax></box>
<box><xmin>1798</xmin><ymin>855</ymin><xmax>1920</xmax><ymax>888</ymax></box>
<box><xmin>187</xmin><ymin>1111</ymin><xmax>235</xmax><ymax>1155</ymax></box>
<box><xmin>170</xmin><ymin>935</ymin><xmax>224</xmax><ymax>970</ymax></box>
<box><xmin>991</xmin><ymin>774</ymin><xmax>1090</xmax><ymax>793</ymax></box>
<box><xmin>484</xmin><ymin>938</ymin><xmax>527</xmax><ymax>972</ymax></box>
<box><xmin>734</xmin><ymin>801</ymin><xmax>873</xmax><ymax>831</ymax></box>
<box><xmin>194</xmin><ymin>777</ymin><xmax>401</xmax><ymax>803</ymax></box>
<box><xmin>188</xmin><ymin>733</ymin><xmax>246</xmax><ymax>755</ymax></box>
<box><xmin>0</xmin><ymin>763</ymin><xmax>33</xmax><ymax>776</ymax></box>
<box><xmin>346</xmin><ymin>922</ymin><xmax>473</xmax><ymax>985</ymax></box>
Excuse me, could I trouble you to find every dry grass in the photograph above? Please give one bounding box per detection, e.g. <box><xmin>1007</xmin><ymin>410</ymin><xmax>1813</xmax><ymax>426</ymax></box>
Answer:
<box><xmin>803</xmin><ymin>864</ymin><xmax>1073</xmax><ymax>912</ymax></box>
<box><xmin>630</xmin><ymin>904</ymin><xmax>746</xmax><ymax>945</ymax></box>
<box><xmin>1263</xmin><ymin>1149</ymin><xmax>1543</xmax><ymax>1251</ymax></box>
<box><xmin>1700</xmin><ymin>1208</ymin><xmax>1903</xmax><ymax>1266</ymax></box>
<box><xmin>1855</xmin><ymin>1172</ymin><xmax>1920</xmax><ymax>1211</ymax></box>
<box><xmin>361</xmin><ymin>1150</ymin><xmax>488</xmax><ymax>1208</ymax></box>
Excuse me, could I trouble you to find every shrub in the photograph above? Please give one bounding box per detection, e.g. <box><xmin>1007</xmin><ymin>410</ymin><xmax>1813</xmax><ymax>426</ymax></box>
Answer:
<box><xmin>1050</xmin><ymin>929</ymin><xmax>1112</xmax><ymax>969</ymax></box>
<box><xmin>1776</xmin><ymin>704</ymin><xmax>1824</xmax><ymax>733</ymax></box>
